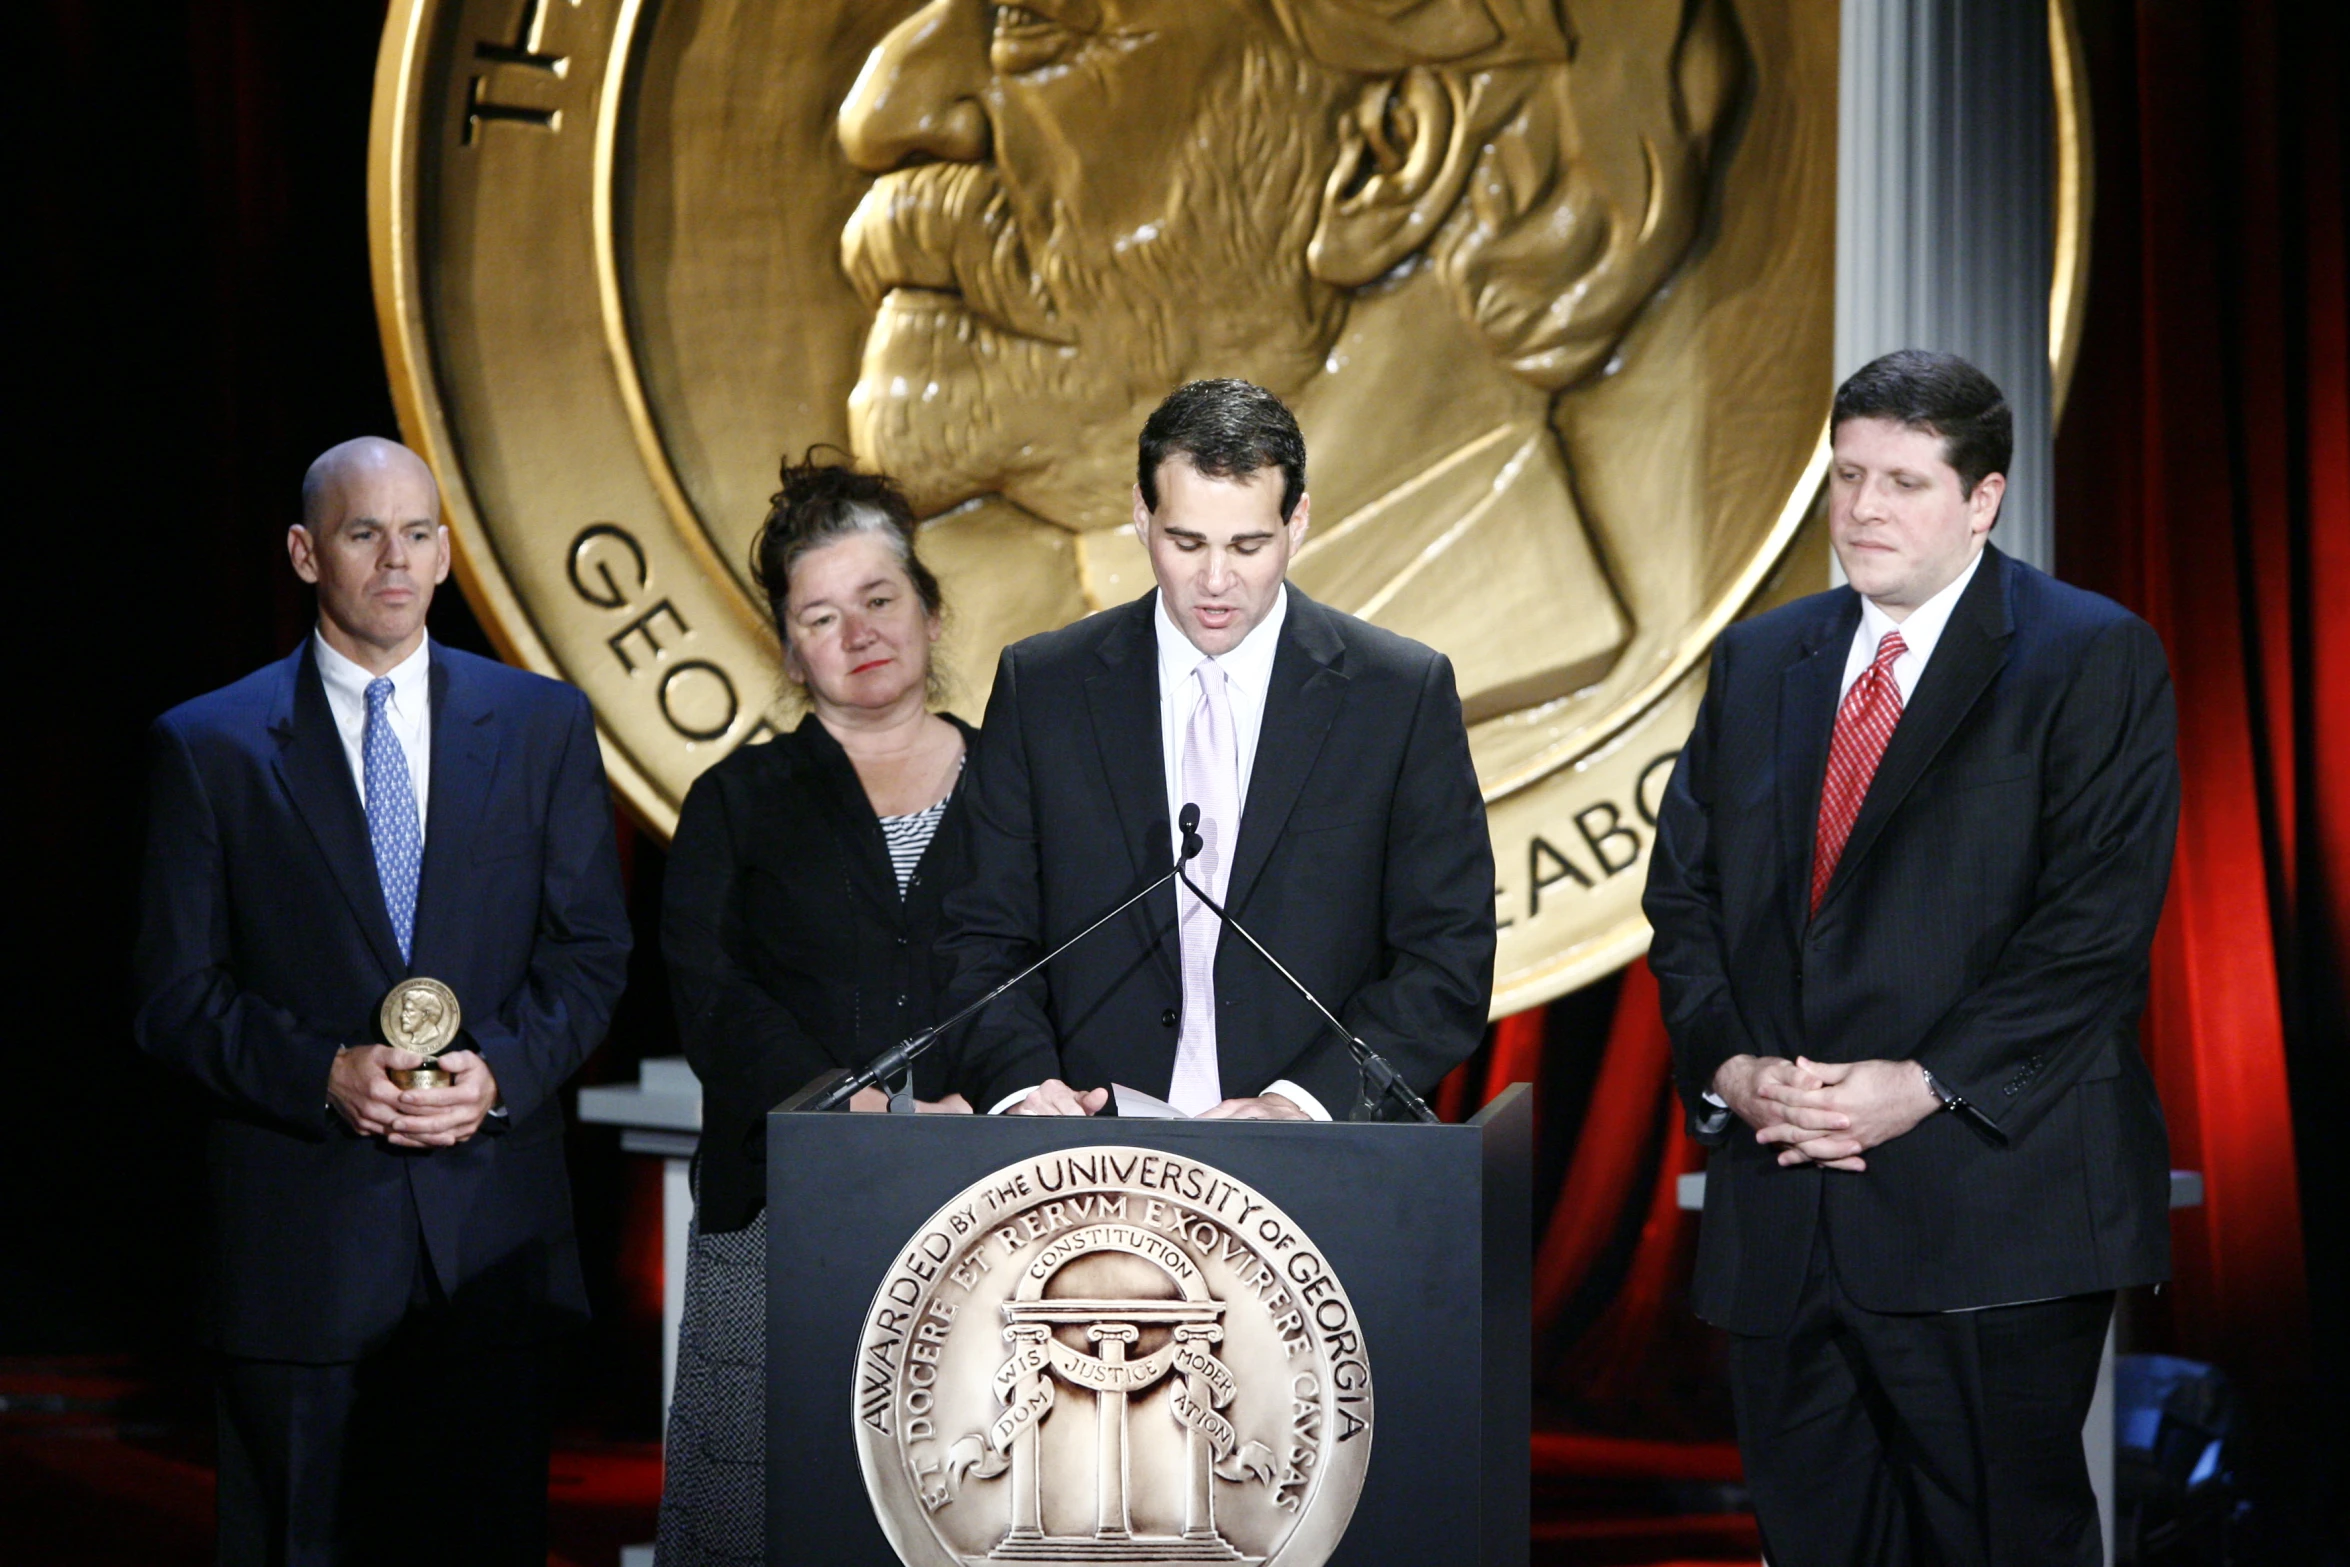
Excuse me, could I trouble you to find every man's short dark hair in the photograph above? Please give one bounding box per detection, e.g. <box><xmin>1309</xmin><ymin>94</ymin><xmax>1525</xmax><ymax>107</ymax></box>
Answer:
<box><xmin>1137</xmin><ymin>380</ymin><xmax>1308</xmax><ymax>522</ymax></box>
<box><xmin>1832</xmin><ymin>350</ymin><xmax>2013</xmax><ymax>498</ymax></box>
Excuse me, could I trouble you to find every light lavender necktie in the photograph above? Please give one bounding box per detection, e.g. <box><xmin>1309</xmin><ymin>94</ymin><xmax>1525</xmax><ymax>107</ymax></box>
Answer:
<box><xmin>1169</xmin><ymin>658</ymin><xmax>1239</xmax><ymax>1114</ymax></box>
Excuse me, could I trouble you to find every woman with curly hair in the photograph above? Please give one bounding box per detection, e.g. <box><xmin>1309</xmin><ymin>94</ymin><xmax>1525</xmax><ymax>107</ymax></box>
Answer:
<box><xmin>655</xmin><ymin>452</ymin><xmax>979</xmax><ymax>1564</ymax></box>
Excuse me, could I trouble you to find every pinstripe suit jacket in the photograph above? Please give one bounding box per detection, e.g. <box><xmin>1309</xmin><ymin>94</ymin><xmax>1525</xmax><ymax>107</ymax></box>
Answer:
<box><xmin>1643</xmin><ymin>546</ymin><xmax>2178</xmax><ymax>1334</ymax></box>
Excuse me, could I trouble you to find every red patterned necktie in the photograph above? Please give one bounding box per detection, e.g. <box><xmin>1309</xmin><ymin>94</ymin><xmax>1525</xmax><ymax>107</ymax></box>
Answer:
<box><xmin>1810</xmin><ymin>629</ymin><xmax>1909</xmax><ymax>914</ymax></box>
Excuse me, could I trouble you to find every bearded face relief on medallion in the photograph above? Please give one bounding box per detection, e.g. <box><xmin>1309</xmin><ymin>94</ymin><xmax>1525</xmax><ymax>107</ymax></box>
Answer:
<box><xmin>836</xmin><ymin>0</ymin><xmax>1743</xmax><ymax>723</ymax></box>
<box><xmin>373</xmin><ymin>0</ymin><xmax>1852</xmax><ymax>1007</ymax></box>
<box><xmin>854</xmin><ymin>1149</ymin><xmax>1371</xmax><ymax>1567</ymax></box>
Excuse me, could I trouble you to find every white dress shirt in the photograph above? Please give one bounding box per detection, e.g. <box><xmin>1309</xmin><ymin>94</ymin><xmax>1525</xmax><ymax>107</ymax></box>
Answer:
<box><xmin>314</xmin><ymin>632</ymin><xmax>432</xmax><ymax>835</ymax></box>
<box><xmin>992</xmin><ymin>586</ymin><xmax>1330</xmax><ymax>1120</ymax></box>
<box><xmin>1839</xmin><ymin>548</ymin><xmax>1983</xmax><ymax>704</ymax></box>
<box><xmin>1153</xmin><ymin>583</ymin><xmax>1287</xmax><ymax>833</ymax></box>
<box><xmin>1152</xmin><ymin>587</ymin><xmax>1327</xmax><ymax>1120</ymax></box>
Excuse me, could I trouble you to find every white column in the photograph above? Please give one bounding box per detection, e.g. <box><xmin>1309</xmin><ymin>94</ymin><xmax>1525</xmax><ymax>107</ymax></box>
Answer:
<box><xmin>1088</xmin><ymin>1324</ymin><xmax>1140</xmax><ymax>1540</ymax></box>
<box><xmin>1837</xmin><ymin>0</ymin><xmax>2055</xmax><ymax>574</ymax></box>
<box><xmin>1005</xmin><ymin>1326</ymin><xmax>1051</xmax><ymax>1542</ymax></box>
<box><xmin>1175</xmin><ymin>1326</ymin><xmax>1222</xmax><ymax>1540</ymax></box>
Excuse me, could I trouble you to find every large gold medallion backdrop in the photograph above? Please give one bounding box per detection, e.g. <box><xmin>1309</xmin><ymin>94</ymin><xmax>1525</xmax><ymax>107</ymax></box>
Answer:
<box><xmin>376</xmin><ymin>0</ymin><xmax>1963</xmax><ymax>1011</ymax></box>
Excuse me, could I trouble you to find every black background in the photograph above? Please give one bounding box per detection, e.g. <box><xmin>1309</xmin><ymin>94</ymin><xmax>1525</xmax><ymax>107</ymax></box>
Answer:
<box><xmin>17</xmin><ymin>0</ymin><xmax>677</xmax><ymax>1430</ymax></box>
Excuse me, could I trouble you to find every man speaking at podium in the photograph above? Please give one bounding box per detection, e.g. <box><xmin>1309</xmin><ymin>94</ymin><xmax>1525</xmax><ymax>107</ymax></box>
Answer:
<box><xmin>938</xmin><ymin>379</ymin><xmax>1494</xmax><ymax>1120</ymax></box>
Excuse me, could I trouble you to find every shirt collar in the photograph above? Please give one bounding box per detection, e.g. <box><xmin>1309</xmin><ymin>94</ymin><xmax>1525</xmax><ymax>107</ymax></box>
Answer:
<box><xmin>313</xmin><ymin>630</ymin><xmax>432</xmax><ymax>708</ymax></box>
<box><xmin>1154</xmin><ymin>582</ymin><xmax>1289</xmax><ymax>698</ymax></box>
<box><xmin>1859</xmin><ymin>547</ymin><xmax>1983</xmax><ymax>667</ymax></box>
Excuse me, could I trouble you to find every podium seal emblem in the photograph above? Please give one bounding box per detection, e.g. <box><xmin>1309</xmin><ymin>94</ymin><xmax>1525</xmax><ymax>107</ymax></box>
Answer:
<box><xmin>854</xmin><ymin>1147</ymin><xmax>1371</xmax><ymax>1566</ymax></box>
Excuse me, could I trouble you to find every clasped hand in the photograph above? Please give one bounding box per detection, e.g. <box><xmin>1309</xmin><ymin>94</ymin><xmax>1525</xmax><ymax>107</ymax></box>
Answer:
<box><xmin>1710</xmin><ymin>1054</ymin><xmax>1940</xmax><ymax>1172</ymax></box>
<box><xmin>328</xmin><ymin>1044</ymin><xmax>501</xmax><ymax>1148</ymax></box>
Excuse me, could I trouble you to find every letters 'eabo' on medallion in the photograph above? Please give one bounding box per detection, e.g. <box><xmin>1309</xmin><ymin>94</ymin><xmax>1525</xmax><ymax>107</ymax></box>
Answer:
<box><xmin>369</xmin><ymin>1</ymin><xmax>2077</xmax><ymax>1010</ymax></box>
<box><xmin>854</xmin><ymin>1148</ymin><xmax>1370</xmax><ymax>1567</ymax></box>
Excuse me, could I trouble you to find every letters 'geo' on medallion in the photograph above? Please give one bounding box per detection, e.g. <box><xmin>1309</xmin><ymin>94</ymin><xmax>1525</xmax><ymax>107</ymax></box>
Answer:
<box><xmin>854</xmin><ymin>1147</ymin><xmax>1372</xmax><ymax>1567</ymax></box>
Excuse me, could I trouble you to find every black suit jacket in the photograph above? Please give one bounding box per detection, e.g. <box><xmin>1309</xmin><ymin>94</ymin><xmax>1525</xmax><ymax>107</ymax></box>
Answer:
<box><xmin>662</xmin><ymin>713</ymin><xmax>979</xmax><ymax>1233</ymax></box>
<box><xmin>937</xmin><ymin>588</ymin><xmax>1496</xmax><ymax>1115</ymax></box>
<box><xmin>1643</xmin><ymin>547</ymin><xmax>2179</xmax><ymax>1334</ymax></box>
<box><xmin>134</xmin><ymin>640</ymin><xmax>632</xmax><ymax>1362</ymax></box>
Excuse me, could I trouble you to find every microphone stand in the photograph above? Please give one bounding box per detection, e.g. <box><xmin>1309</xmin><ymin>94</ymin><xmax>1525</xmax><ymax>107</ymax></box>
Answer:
<box><xmin>797</xmin><ymin>837</ymin><xmax>1201</xmax><ymax>1114</ymax></box>
<box><xmin>1172</xmin><ymin>856</ymin><xmax>1440</xmax><ymax>1126</ymax></box>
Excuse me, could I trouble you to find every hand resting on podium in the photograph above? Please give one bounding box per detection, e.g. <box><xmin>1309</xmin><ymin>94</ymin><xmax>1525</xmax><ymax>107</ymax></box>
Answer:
<box><xmin>1004</xmin><ymin>1079</ymin><xmax>1111</xmax><ymax>1116</ymax></box>
<box><xmin>1001</xmin><ymin>1078</ymin><xmax>1309</xmax><ymax>1119</ymax></box>
<box><xmin>845</xmin><ymin>1087</ymin><xmax>972</xmax><ymax>1114</ymax></box>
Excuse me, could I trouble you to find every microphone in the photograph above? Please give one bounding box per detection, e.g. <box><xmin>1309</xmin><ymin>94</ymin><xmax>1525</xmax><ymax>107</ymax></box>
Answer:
<box><xmin>799</xmin><ymin>814</ymin><xmax>1206</xmax><ymax>1114</ymax></box>
<box><xmin>1172</xmin><ymin>803</ymin><xmax>1440</xmax><ymax>1124</ymax></box>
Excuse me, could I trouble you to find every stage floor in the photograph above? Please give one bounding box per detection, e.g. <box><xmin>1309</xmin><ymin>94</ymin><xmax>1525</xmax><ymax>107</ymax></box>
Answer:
<box><xmin>0</xmin><ymin>1357</ymin><xmax>1760</xmax><ymax>1567</ymax></box>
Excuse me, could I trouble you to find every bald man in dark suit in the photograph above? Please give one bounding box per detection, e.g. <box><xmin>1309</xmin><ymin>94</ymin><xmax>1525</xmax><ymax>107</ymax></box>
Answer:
<box><xmin>135</xmin><ymin>438</ymin><xmax>632</xmax><ymax>1566</ymax></box>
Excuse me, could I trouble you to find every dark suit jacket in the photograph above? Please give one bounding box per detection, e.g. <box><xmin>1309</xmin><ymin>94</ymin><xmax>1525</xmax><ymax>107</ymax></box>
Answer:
<box><xmin>662</xmin><ymin>713</ymin><xmax>979</xmax><ymax>1234</ymax></box>
<box><xmin>937</xmin><ymin>588</ymin><xmax>1496</xmax><ymax>1115</ymax></box>
<box><xmin>1643</xmin><ymin>546</ymin><xmax>2179</xmax><ymax>1335</ymax></box>
<box><xmin>134</xmin><ymin>640</ymin><xmax>632</xmax><ymax>1362</ymax></box>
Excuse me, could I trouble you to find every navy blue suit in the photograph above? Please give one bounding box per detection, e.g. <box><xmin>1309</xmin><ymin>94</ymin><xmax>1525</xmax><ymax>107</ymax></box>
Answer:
<box><xmin>134</xmin><ymin>638</ymin><xmax>630</xmax><ymax>1564</ymax></box>
<box><xmin>1643</xmin><ymin>546</ymin><xmax>2179</xmax><ymax>1565</ymax></box>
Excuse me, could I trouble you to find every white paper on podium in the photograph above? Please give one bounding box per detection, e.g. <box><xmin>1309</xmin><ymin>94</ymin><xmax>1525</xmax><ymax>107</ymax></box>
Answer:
<box><xmin>1111</xmin><ymin>1084</ymin><xmax>1190</xmax><ymax>1120</ymax></box>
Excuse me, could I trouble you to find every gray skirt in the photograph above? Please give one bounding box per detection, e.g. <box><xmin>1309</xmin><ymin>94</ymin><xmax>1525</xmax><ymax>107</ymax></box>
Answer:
<box><xmin>655</xmin><ymin>1205</ymin><xmax>766</xmax><ymax>1566</ymax></box>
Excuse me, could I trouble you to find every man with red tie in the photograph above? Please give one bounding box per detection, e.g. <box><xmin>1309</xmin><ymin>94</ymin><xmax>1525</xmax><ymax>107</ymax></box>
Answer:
<box><xmin>1644</xmin><ymin>351</ymin><xmax>2181</xmax><ymax>1566</ymax></box>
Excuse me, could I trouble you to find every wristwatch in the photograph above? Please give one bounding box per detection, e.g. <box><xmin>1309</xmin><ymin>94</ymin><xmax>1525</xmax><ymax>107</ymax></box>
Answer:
<box><xmin>1917</xmin><ymin>1063</ymin><xmax>1965</xmax><ymax>1114</ymax></box>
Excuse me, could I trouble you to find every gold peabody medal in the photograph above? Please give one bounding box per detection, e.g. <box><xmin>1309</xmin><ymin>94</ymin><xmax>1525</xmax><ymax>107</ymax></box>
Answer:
<box><xmin>370</xmin><ymin>2</ymin><xmax>2081</xmax><ymax>1011</ymax></box>
<box><xmin>854</xmin><ymin>1147</ymin><xmax>1370</xmax><ymax>1566</ymax></box>
<box><xmin>379</xmin><ymin>977</ymin><xmax>462</xmax><ymax>1089</ymax></box>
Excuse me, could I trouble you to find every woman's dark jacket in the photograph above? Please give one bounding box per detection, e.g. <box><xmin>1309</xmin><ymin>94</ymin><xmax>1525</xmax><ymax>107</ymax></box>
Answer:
<box><xmin>663</xmin><ymin>712</ymin><xmax>976</xmax><ymax>1233</ymax></box>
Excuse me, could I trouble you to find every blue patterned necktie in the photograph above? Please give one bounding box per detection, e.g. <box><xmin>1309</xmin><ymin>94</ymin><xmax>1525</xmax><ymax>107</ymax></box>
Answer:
<box><xmin>364</xmin><ymin>677</ymin><xmax>422</xmax><ymax>963</ymax></box>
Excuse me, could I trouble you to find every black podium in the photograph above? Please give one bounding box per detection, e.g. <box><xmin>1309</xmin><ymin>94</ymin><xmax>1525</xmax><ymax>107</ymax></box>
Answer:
<box><xmin>763</xmin><ymin>1086</ymin><xmax>1529</xmax><ymax>1567</ymax></box>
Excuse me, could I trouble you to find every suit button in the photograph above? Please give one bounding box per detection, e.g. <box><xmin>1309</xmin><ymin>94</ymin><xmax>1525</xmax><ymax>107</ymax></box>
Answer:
<box><xmin>896</xmin><ymin>993</ymin><xmax>908</xmax><ymax>1009</ymax></box>
<box><xmin>1161</xmin><ymin>1008</ymin><xmax>1178</xmax><ymax>1028</ymax></box>
<box><xmin>895</xmin><ymin>935</ymin><xmax>909</xmax><ymax>948</ymax></box>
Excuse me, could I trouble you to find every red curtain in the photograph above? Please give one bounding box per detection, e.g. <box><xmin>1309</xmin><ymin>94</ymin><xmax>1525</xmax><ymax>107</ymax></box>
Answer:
<box><xmin>2055</xmin><ymin>0</ymin><xmax>2344</xmax><ymax>1449</ymax></box>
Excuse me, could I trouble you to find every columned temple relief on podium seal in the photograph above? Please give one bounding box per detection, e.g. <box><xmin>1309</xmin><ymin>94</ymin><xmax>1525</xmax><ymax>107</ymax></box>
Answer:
<box><xmin>851</xmin><ymin>1147</ymin><xmax>1371</xmax><ymax>1567</ymax></box>
<box><xmin>372</xmin><ymin>0</ymin><xmax>2009</xmax><ymax>1009</ymax></box>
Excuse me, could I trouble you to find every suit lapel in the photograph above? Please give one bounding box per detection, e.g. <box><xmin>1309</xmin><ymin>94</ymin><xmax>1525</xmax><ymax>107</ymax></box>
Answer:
<box><xmin>270</xmin><ymin>641</ymin><xmax>407</xmax><ymax>983</ymax></box>
<box><xmin>1815</xmin><ymin>547</ymin><xmax>2015</xmax><ymax>919</ymax></box>
<box><xmin>1777</xmin><ymin>593</ymin><xmax>1859</xmax><ymax>932</ymax></box>
<box><xmin>411</xmin><ymin>648</ymin><xmax>502</xmax><ymax>975</ymax></box>
<box><xmin>1227</xmin><ymin>591</ymin><xmax>1344</xmax><ymax>910</ymax></box>
<box><xmin>1083</xmin><ymin>598</ymin><xmax>1172</xmax><ymax>880</ymax></box>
